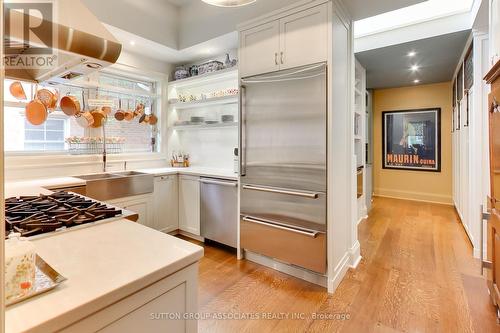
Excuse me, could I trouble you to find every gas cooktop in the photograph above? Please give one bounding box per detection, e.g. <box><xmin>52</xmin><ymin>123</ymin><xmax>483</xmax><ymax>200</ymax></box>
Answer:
<box><xmin>5</xmin><ymin>191</ymin><xmax>122</xmax><ymax>238</ymax></box>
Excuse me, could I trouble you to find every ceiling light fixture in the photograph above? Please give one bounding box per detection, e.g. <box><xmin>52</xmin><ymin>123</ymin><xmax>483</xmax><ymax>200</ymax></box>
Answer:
<box><xmin>414</xmin><ymin>79</ymin><xmax>420</xmax><ymax>84</ymax></box>
<box><xmin>201</xmin><ymin>0</ymin><xmax>257</xmax><ymax>7</ymax></box>
<box><xmin>407</xmin><ymin>51</ymin><xmax>416</xmax><ymax>57</ymax></box>
<box><xmin>130</xmin><ymin>41</ymin><xmax>136</xmax><ymax>46</ymax></box>
<box><xmin>410</xmin><ymin>65</ymin><xmax>419</xmax><ymax>71</ymax></box>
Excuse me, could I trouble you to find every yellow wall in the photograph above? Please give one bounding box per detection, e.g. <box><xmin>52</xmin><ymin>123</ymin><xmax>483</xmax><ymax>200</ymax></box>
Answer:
<box><xmin>373</xmin><ymin>82</ymin><xmax>452</xmax><ymax>204</ymax></box>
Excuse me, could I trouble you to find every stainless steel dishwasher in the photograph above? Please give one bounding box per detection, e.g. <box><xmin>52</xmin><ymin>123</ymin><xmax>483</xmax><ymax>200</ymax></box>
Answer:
<box><xmin>200</xmin><ymin>177</ymin><xmax>238</xmax><ymax>248</ymax></box>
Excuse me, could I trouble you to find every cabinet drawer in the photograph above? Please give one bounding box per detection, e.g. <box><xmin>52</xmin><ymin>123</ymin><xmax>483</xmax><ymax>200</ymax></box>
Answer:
<box><xmin>241</xmin><ymin>216</ymin><xmax>326</xmax><ymax>274</ymax></box>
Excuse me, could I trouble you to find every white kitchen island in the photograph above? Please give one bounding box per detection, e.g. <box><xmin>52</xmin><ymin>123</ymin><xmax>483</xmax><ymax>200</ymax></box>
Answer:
<box><xmin>5</xmin><ymin>219</ymin><xmax>203</xmax><ymax>333</ymax></box>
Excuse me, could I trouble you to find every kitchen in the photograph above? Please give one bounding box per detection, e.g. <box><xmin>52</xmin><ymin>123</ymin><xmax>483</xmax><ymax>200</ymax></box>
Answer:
<box><xmin>2</xmin><ymin>0</ymin><xmax>500</xmax><ymax>332</ymax></box>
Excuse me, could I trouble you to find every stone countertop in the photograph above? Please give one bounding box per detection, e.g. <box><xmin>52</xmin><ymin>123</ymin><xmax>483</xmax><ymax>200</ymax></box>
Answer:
<box><xmin>5</xmin><ymin>219</ymin><xmax>204</xmax><ymax>333</ymax></box>
<box><xmin>137</xmin><ymin>166</ymin><xmax>238</xmax><ymax>180</ymax></box>
<box><xmin>4</xmin><ymin>167</ymin><xmax>237</xmax><ymax>198</ymax></box>
<box><xmin>5</xmin><ymin>177</ymin><xmax>86</xmax><ymax>198</ymax></box>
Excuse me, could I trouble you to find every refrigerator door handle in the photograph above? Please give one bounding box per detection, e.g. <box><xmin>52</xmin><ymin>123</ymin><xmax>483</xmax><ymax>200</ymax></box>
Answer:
<box><xmin>243</xmin><ymin>184</ymin><xmax>320</xmax><ymax>199</ymax></box>
<box><xmin>240</xmin><ymin>85</ymin><xmax>246</xmax><ymax>176</ymax></box>
<box><xmin>241</xmin><ymin>62</ymin><xmax>326</xmax><ymax>84</ymax></box>
<box><xmin>242</xmin><ymin>216</ymin><xmax>319</xmax><ymax>238</ymax></box>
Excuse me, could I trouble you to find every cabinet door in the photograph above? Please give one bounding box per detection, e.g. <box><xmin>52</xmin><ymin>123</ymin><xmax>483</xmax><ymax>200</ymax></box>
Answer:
<box><xmin>279</xmin><ymin>4</ymin><xmax>328</xmax><ymax>70</ymax></box>
<box><xmin>240</xmin><ymin>21</ymin><xmax>280</xmax><ymax>77</ymax></box>
<box><xmin>109</xmin><ymin>196</ymin><xmax>152</xmax><ymax>228</ymax></box>
<box><xmin>154</xmin><ymin>175</ymin><xmax>179</xmax><ymax>233</ymax></box>
<box><xmin>124</xmin><ymin>200</ymin><xmax>150</xmax><ymax>228</ymax></box>
<box><xmin>179</xmin><ymin>176</ymin><xmax>200</xmax><ymax>235</ymax></box>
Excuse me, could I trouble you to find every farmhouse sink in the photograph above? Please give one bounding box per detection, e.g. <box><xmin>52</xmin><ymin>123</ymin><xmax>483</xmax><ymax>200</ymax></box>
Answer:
<box><xmin>75</xmin><ymin>171</ymin><xmax>154</xmax><ymax>201</ymax></box>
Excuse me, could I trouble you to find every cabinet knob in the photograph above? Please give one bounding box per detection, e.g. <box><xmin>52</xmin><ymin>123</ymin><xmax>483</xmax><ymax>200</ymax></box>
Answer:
<box><xmin>280</xmin><ymin>51</ymin><xmax>284</xmax><ymax>64</ymax></box>
<box><xmin>275</xmin><ymin>52</ymin><xmax>278</xmax><ymax>65</ymax></box>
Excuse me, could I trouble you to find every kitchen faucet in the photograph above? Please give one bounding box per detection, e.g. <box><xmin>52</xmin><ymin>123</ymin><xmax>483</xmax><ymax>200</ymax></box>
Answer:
<box><xmin>102</xmin><ymin>119</ymin><xmax>107</xmax><ymax>173</ymax></box>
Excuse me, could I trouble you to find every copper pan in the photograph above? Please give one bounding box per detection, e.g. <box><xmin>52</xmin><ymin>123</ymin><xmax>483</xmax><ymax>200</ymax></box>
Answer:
<box><xmin>124</xmin><ymin>99</ymin><xmax>134</xmax><ymax>121</ymax></box>
<box><xmin>134</xmin><ymin>103</ymin><xmax>145</xmax><ymax>117</ymax></box>
<box><xmin>60</xmin><ymin>94</ymin><xmax>81</xmax><ymax>116</ymax></box>
<box><xmin>148</xmin><ymin>114</ymin><xmax>158</xmax><ymax>125</ymax></box>
<box><xmin>9</xmin><ymin>81</ymin><xmax>27</xmax><ymax>100</ymax></box>
<box><xmin>139</xmin><ymin>114</ymin><xmax>150</xmax><ymax>124</ymax></box>
<box><xmin>114</xmin><ymin>99</ymin><xmax>125</xmax><ymax>121</ymax></box>
<box><xmin>36</xmin><ymin>88</ymin><xmax>58</xmax><ymax>112</ymax></box>
<box><xmin>25</xmin><ymin>86</ymin><xmax>48</xmax><ymax>126</ymax></box>
<box><xmin>75</xmin><ymin>91</ymin><xmax>94</xmax><ymax>128</ymax></box>
<box><xmin>91</xmin><ymin>108</ymin><xmax>107</xmax><ymax>128</ymax></box>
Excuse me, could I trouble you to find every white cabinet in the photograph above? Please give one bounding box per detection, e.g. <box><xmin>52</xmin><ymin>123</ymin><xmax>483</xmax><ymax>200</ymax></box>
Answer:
<box><xmin>179</xmin><ymin>175</ymin><xmax>200</xmax><ymax>235</ymax></box>
<box><xmin>60</xmin><ymin>263</ymin><xmax>199</xmax><ymax>333</ymax></box>
<box><xmin>240</xmin><ymin>21</ymin><xmax>280</xmax><ymax>77</ymax></box>
<box><xmin>239</xmin><ymin>3</ymin><xmax>328</xmax><ymax>77</ymax></box>
<box><xmin>108</xmin><ymin>194</ymin><xmax>153</xmax><ymax>228</ymax></box>
<box><xmin>490</xmin><ymin>0</ymin><xmax>500</xmax><ymax>66</ymax></box>
<box><xmin>154</xmin><ymin>175</ymin><xmax>179</xmax><ymax>233</ymax></box>
<box><xmin>279</xmin><ymin>5</ymin><xmax>328</xmax><ymax>70</ymax></box>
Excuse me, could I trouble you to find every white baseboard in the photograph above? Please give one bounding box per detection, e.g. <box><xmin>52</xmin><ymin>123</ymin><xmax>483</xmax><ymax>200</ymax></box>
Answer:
<box><xmin>244</xmin><ymin>250</ymin><xmax>327</xmax><ymax>288</ymax></box>
<box><xmin>349</xmin><ymin>241</ymin><xmax>362</xmax><ymax>268</ymax></box>
<box><xmin>374</xmin><ymin>188</ymin><xmax>453</xmax><ymax>205</ymax></box>
<box><xmin>328</xmin><ymin>252</ymin><xmax>350</xmax><ymax>293</ymax></box>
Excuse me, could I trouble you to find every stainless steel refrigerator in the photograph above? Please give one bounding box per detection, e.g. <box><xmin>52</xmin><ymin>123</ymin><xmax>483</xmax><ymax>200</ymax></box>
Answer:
<box><xmin>240</xmin><ymin>63</ymin><xmax>327</xmax><ymax>274</ymax></box>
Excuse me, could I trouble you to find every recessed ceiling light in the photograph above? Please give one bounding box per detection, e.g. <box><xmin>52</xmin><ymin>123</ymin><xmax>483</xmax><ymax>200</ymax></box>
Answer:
<box><xmin>407</xmin><ymin>51</ymin><xmax>416</xmax><ymax>57</ymax></box>
<box><xmin>410</xmin><ymin>65</ymin><xmax>419</xmax><ymax>71</ymax></box>
<box><xmin>414</xmin><ymin>79</ymin><xmax>420</xmax><ymax>84</ymax></box>
<box><xmin>201</xmin><ymin>0</ymin><xmax>256</xmax><ymax>7</ymax></box>
<box><xmin>130</xmin><ymin>41</ymin><xmax>136</xmax><ymax>46</ymax></box>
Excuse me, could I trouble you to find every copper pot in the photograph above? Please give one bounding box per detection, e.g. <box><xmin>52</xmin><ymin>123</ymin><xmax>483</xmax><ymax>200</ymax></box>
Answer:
<box><xmin>124</xmin><ymin>100</ymin><xmax>134</xmax><ymax>121</ymax></box>
<box><xmin>124</xmin><ymin>110</ymin><xmax>134</xmax><ymax>121</ymax></box>
<box><xmin>91</xmin><ymin>108</ymin><xmax>107</xmax><ymax>128</ymax></box>
<box><xmin>114</xmin><ymin>99</ymin><xmax>125</xmax><ymax>121</ymax></box>
<box><xmin>9</xmin><ymin>81</ymin><xmax>27</xmax><ymax>100</ymax></box>
<box><xmin>139</xmin><ymin>114</ymin><xmax>150</xmax><ymax>124</ymax></box>
<box><xmin>102</xmin><ymin>106</ymin><xmax>112</xmax><ymax>115</ymax></box>
<box><xmin>134</xmin><ymin>103</ymin><xmax>145</xmax><ymax>117</ymax></box>
<box><xmin>148</xmin><ymin>114</ymin><xmax>158</xmax><ymax>125</ymax></box>
<box><xmin>60</xmin><ymin>95</ymin><xmax>81</xmax><ymax>116</ymax></box>
<box><xmin>25</xmin><ymin>97</ymin><xmax>48</xmax><ymax>126</ymax></box>
<box><xmin>74</xmin><ymin>91</ymin><xmax>94</xmax><ymax>128</ymax></box>
<box><xmin>75</xmin><ymin>111</ymin><xmax>95</xmax><ymax>128</ymax></box>
<box><xmin>36</xmin><ymin>89</ymin><xmax>58</xmax><ymax>112</ymax></box>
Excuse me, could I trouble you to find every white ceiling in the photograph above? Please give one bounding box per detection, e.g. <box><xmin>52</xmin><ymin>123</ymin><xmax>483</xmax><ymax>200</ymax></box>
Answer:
<box><xmin>355</xmin><ymin>30</ymin><xmax>470</xmax><ymax>89</ymax></box>
<box><xmin>87</xmin><ymin>0</ymin><xmax>428</xmax><ymax>65</ymax></box>
<box><xmin>167</xmin><ymin>0</ymin><xmax>426</xmax><ymax>20</ymax></box>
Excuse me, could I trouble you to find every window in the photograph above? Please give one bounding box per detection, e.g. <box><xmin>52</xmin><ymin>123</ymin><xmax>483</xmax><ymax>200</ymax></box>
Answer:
<box><xmin>25</xmin><ymin>118</ymin><xmax>66</xmax><ymax>151</ymax></box>
<box><xmin>464</xmin><ymin>45</ymin><xmax>473</xmax><ymax>90</ymax></box>
<box><xmin>3</xmin><ymin>72</ymin><xmax>160</xmax><ymax>155</ymax></box>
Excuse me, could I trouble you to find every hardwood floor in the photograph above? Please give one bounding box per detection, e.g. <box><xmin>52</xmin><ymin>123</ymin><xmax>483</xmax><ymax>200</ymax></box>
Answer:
<box><xmin>180</xmin><ymin>197</ymin><xmax>499</xmax><ymax>332</ymax></box>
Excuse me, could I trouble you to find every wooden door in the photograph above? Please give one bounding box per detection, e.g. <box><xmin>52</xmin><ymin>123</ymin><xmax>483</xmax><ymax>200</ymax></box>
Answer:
<box><xmin>486</xmin><ymin>60</ymin><xmax>500</xmax><ymax>316</ymax></box>
<box><xmin>279</xmin><ymin>4</ymin><xmax>328</xmax><ymax>70</ymax></box>
<box><xmin>239</xmin><ymin>21</ymin><xmax>280</xmax><ymax>77</ymax></box>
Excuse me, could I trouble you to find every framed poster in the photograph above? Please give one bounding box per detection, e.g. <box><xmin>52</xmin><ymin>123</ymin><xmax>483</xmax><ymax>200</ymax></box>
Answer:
<box><xmin>382</xmin><ymin>108</ymin><xmax>441</xmax><ymax>172</ymax></box>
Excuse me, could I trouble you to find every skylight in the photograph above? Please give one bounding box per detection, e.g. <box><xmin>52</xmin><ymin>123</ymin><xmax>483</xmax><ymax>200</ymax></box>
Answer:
<box><xmin>354</xmin><ymin>0</ymin><xmax>475</xmax><ymax>38</ymax></box>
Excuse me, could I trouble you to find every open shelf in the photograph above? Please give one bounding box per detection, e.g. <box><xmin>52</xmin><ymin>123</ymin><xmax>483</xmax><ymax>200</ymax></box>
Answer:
<box><xmin>168</xmin><ymin>67</ymin><xmax>238</xmax><ymax>89</ymax></box>
<box><xmin>169</xmin><ymin>95</ymin><xmax>238</xmax><ymax>110</ymax></box>
<box><xmin>172</xmin><ymin>122</ymin><xmax>238</xmax><ymax>131</ymax></box>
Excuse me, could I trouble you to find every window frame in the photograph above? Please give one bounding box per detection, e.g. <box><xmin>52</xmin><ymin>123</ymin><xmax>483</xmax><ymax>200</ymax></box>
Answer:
<box><xmin>3</xmin><ymin>70</ymin><xmax>164</xmax><ymax>157</ymax></box>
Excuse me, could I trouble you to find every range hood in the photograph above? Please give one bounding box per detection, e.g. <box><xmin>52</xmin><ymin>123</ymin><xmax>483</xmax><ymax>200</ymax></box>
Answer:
<box><xmin>4</xmin><ymin>0</ymin><xmax>122</xmax><ymax>83</ymax></box>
